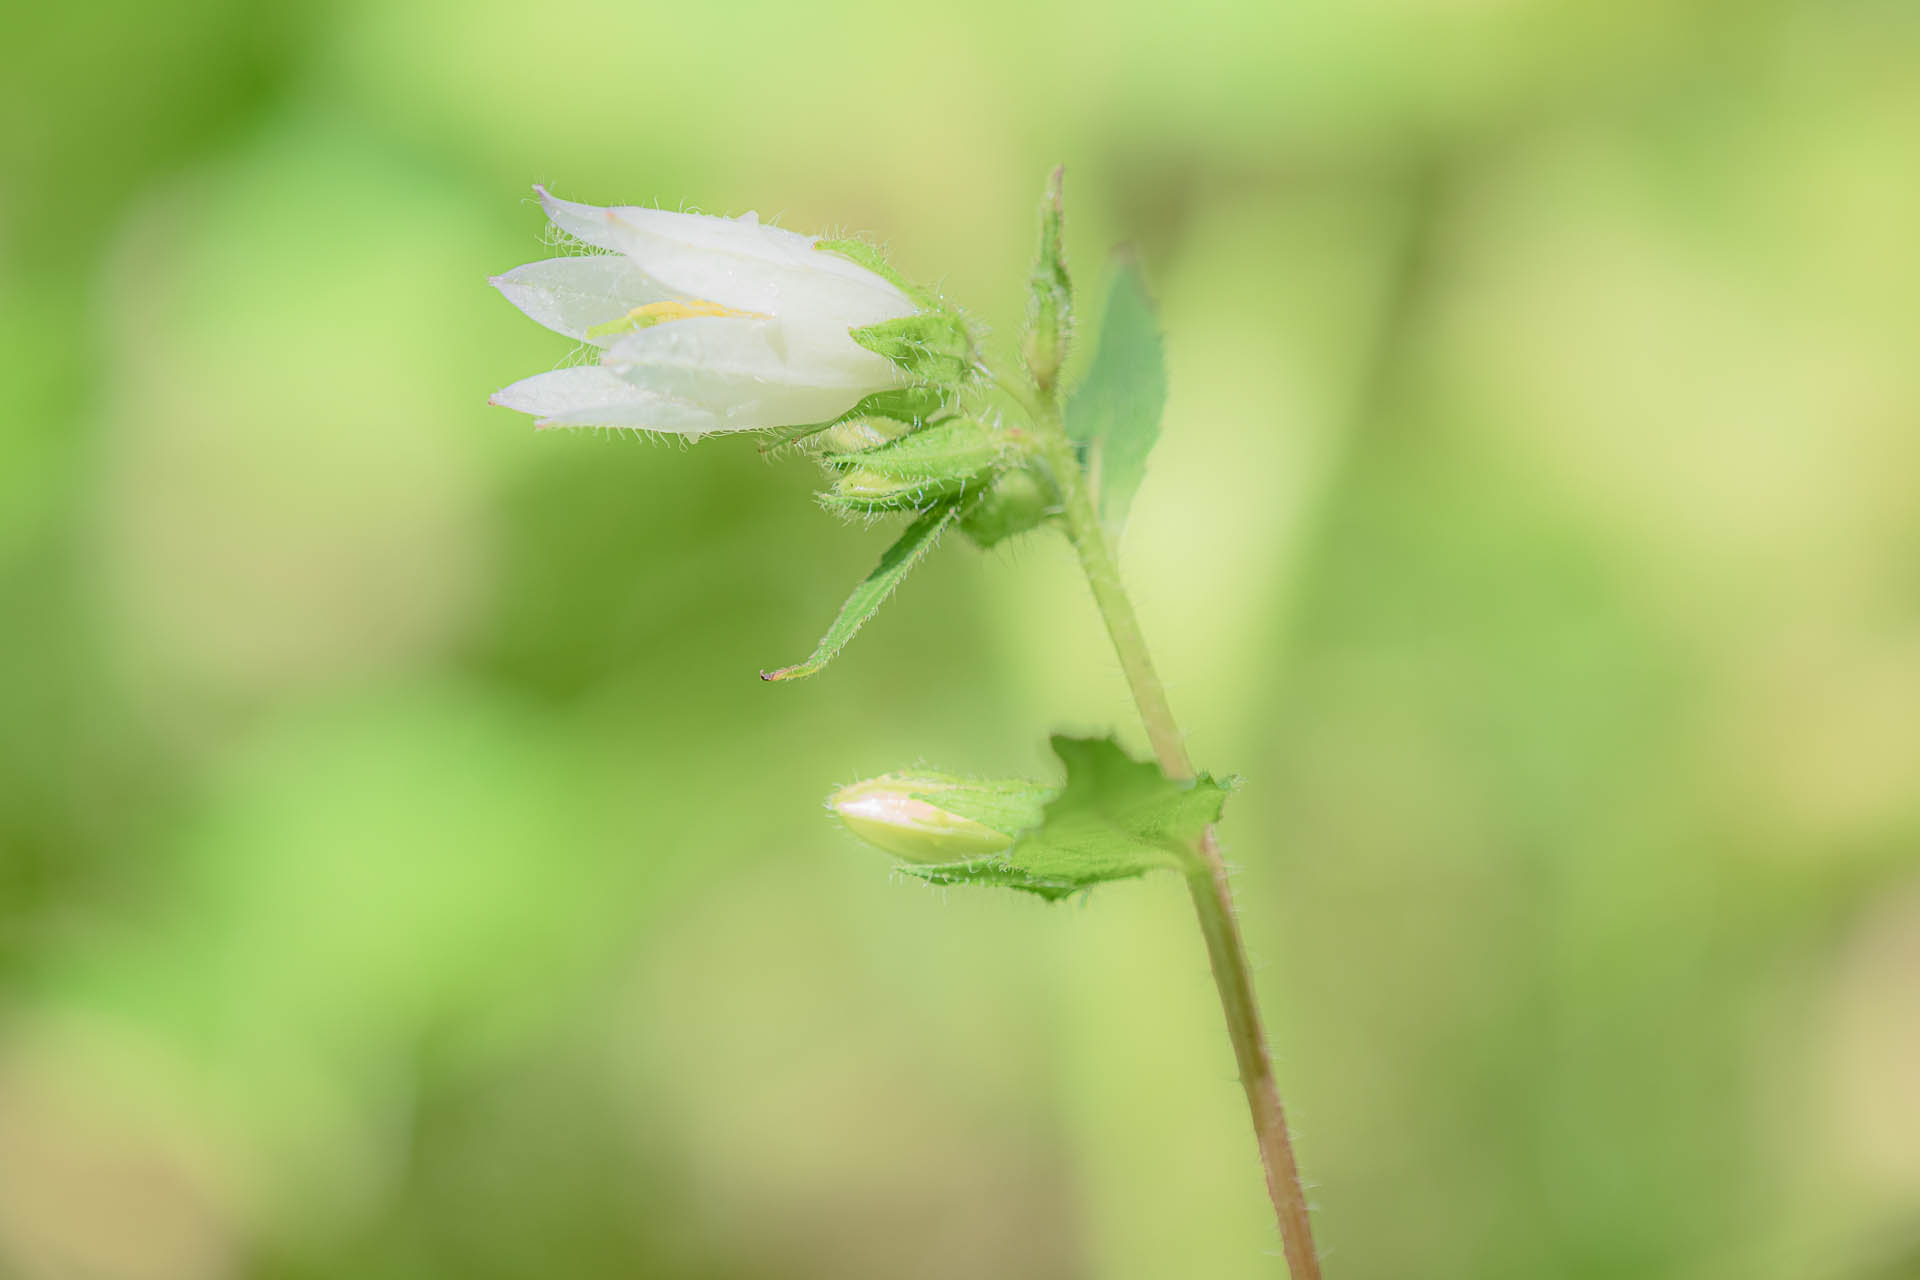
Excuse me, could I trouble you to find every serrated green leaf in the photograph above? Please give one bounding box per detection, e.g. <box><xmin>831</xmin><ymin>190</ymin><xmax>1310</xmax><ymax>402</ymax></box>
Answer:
<box><xmin>898</xmin><ymin>735</ymin><xmax>1229</xmax><ymax>899</ymax></box>
<box><xmin>761</xmin><ymin>502</ymin><xmax>961</xmax><ymax>682</ymax></box>
<box><xmin>1064</xmin><ymin>263</ymin><xmax>1166</xmax><ymax>531</ymax></box>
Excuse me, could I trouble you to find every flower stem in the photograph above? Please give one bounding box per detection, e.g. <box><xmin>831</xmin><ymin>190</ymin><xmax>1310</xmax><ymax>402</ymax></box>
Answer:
<box><xmin>1033</xmin><ymin>415</ymin><xmax>1323</xmax><ymax>1278</ymax></box>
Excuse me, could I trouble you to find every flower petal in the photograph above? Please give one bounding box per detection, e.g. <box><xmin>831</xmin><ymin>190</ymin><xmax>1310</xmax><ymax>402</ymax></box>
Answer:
<box><xmin>491</xmin><ymin>255</ymin><xmax>665</xmax><ymax>345</ymax></box>
<box><xmin>534</xmin><ymin>186</ymin><xmax>915</xmax><ymax>328</ymax></box>
<box><xmin>603</xmin><ymin>316</ymin><xmax>910</xmax><ymax>430</ymax></box>
<box><xmin>489</xmin><ymin>365</ymin><xmax>719</xmax><ymax>433</ymax></box>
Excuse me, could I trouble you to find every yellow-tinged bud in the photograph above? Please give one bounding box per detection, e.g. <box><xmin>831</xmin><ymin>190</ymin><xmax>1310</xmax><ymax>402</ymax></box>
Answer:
<box><xmin>814</xmin><ymin>416</ymin><xmax>912</xmax><ymax>454</ymax></box>
<box><xmin>828</xmin><ymin>772</ymin><xmax>1051</xmax><ymax>864</ymax></box>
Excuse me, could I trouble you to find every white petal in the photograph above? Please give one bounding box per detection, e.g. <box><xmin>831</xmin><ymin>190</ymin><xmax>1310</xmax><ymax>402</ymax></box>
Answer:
<box><xmin>603</xmin><ymin>316</ymin><xmax>908</xmax><ymax>430</ymax></box>
<box><xmin>534</xmin><ymin>186</ymin><xmax>915</xmax><ymax>328</ymax></box>
<box><xmin>489</xmin><ymin>366</ymin><xmax>719</xmax><ymax>433</ymax></box>
<box><xmin>491</xmin><ymin>256</ymin><xmax>665</xmax><ymax>345</ymax></box>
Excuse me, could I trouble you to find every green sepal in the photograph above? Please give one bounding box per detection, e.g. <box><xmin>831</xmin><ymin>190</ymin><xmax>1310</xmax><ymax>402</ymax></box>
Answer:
<box><xmin>761</xmin><ymin>385</ymin><xmax>951</xmax><ymax>453</ymax></box>
<box><xmin>816</xmin><ymin>238</ymin><xmax>944</xmax><ymax>312</ymax></box>
<box><xmin>1023</xmin><ymin>166</ymin><xmax>1073</xmax><ymax>391</ymax></box>
<box><xmin>959</xmin><ymin>465</ymin><xmax>1055</xmax><ymax>549</ymax></box>
<box><xmin>816</xmin><ymin>238</ymin><xmax>974</xmax><ymax>386</ymax></box>
<box><xmin>761</xmin><ymin>501</ymin><xmax>961</xmax><ymax>682</ymax></box>
<box><xmin>903</xmin><ymin>776</ymin><xmax>1055</xmax><ymax>843</ymax></box>
<box><xmin>895</xmin><ymin>736</ymin><xmax>1232</xmax><ymax>900</ymax></box>
<box><xmin>850</xmin><ymin>313</ymin><xmax>974</xmax><ymax>387</ymax></box>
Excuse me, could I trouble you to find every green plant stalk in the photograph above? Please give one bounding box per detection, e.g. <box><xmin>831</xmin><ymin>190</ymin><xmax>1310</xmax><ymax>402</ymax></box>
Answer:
<box><xmin>1033</xmin><ymin>415</ymin><xmax>1323</xmax><ymax>1279</ymax></box>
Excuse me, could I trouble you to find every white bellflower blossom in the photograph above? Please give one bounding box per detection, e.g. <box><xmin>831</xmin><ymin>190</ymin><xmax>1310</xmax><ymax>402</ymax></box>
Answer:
<box><xmin>490</xmin><ymin>187</ymin><xmax>929</xmax><ymax>434</ymax></box>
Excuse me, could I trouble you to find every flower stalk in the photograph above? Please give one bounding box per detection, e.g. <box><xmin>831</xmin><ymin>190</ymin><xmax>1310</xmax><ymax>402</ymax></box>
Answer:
<box><xmin>1030</xmin><ymin>392</ymin><xmax>1323</xmax><ymax>1279</ymax></box>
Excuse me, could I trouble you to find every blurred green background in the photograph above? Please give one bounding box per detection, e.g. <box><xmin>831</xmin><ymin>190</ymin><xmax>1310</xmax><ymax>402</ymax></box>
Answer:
<box><xmin>5</xmin><ymin>0</ymin><xmax>1920</xmax><ymax>1276</ymax></box>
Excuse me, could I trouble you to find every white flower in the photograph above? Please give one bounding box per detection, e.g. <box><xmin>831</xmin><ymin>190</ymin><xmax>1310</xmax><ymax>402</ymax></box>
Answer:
<box><xmin>489</xmin><ymin>187</ymin><xmax>920</xmax><ymax>434</ymax></box>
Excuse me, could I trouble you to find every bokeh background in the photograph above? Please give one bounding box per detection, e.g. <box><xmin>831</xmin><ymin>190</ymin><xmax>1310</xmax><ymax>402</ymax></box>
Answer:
<box><xmin>5</xmin><ymin>0</ymin><xmax>1920</xmax><ymax>1276</ymax></box>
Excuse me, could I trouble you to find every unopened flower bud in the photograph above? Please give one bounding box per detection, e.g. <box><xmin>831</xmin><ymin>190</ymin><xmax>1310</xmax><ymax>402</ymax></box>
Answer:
<box><xmin>817</xmin><ymin>416</ymin><xmax>1007</xmax><ymax>513</ymax></box>
<box><xmin>814</xmin><ymin>416</ymin><xmax>913</xmax><ymax>454</ymax></box>
<box><xmin>960</xmin><ymin>465</ymin><xmax>1054</xmax><ymax>549</ymax></box>
<box><xmin>1023</xmin><ymin>166</ymin><xmax>1072</xmax><ymax>392</ymax></box>
<box><xmin>829</xmin><ymin>772</ymin><xmax>1051</xmax><ymax>864</ymax></box>
<box><xmin>821</xmin><ymin>467</ymin><xmax>974</xmax><ymax>513</ymax></box>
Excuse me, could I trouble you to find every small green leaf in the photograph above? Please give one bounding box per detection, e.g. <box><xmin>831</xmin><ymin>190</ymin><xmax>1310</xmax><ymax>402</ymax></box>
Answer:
<box><xmin>761</xmin><ymin>502</ymin><xmax>961</xmax><ymax>682</ymax></box>
<box><xmin>1064</xmin><ymin>263</ymin><xmax>1166</xmax><ymax>531</ymax></box>
<box><xmin>898</xmin><ymin>736</ymin><xmax>1230</xmax><ymax>899</ymax></box>
<box><xmin>850</xmin><ymin>313</ymin><xmax>974</xmax><ymax>386</ymax></box>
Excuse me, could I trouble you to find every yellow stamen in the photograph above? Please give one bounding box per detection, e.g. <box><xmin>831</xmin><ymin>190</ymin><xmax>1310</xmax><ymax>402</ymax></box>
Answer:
<box><xmin>587</xmin><ymin>298</ymin><xmax>763</xmax><ymax>340</ymax></box>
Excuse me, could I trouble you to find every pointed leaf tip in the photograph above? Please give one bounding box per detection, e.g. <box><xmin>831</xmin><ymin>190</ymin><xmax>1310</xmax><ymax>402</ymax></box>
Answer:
<box><xmin>762</xmin><ymin>501</ymin><xmax>961</xmax><ymax>682</ymax></box>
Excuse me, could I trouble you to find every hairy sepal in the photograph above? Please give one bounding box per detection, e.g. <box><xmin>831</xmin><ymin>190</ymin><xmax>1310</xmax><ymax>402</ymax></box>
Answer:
<box><xmin>850</xmin><ymin>313</ymin><xmax>974</xmax><ymax>386</ymax></box>
<box><xmin>816</xmin><ymin>238</ymin><xmax>945</xmax><ymax>313</ymax></box>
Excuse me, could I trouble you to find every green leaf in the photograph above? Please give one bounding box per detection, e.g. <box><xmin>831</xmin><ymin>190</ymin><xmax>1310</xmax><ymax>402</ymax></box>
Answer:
<box><xmin>1064</xmin><ymin>263</ymin><xmax>1166</xmax><ymax>531</ymax></box>
<box><xmin>899</xmin><ymin>736</ymin><xmax>1230</xmax><ymax>900</ymax></box>
<box><xmin>761</xmin><ymin>502</ymin><xmax>961</xmax><ymax>682</ymax></box>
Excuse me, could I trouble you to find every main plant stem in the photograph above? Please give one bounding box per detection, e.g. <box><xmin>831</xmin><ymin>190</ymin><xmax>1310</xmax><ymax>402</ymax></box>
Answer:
<box><xmin>1034</xmin><ymin>419</ymin><xmax>1323</xmax><ymax>1279</ymax></box>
